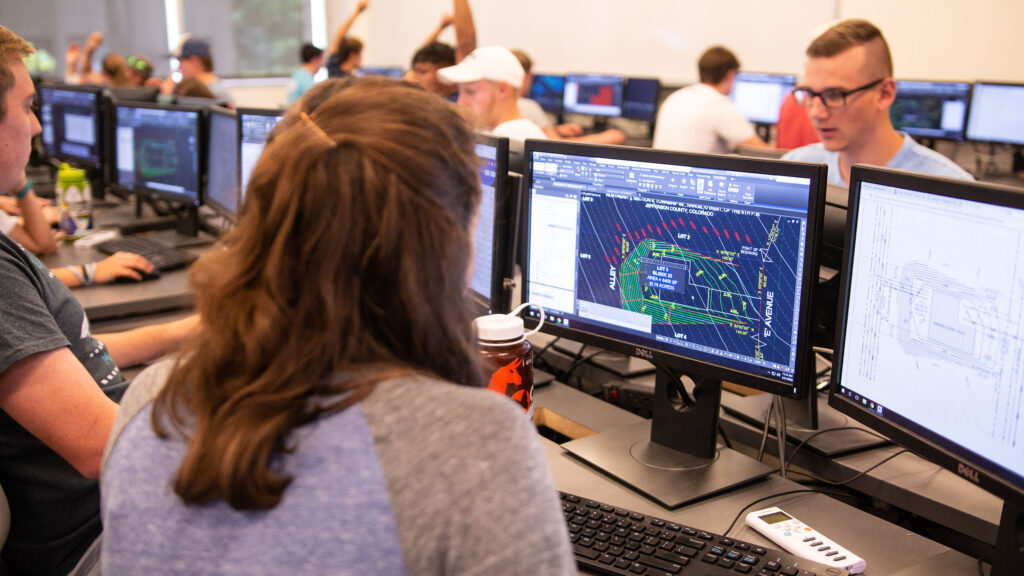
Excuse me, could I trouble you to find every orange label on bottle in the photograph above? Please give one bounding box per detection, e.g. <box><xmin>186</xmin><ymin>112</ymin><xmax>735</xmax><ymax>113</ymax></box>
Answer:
<box><xmin>487</xmin><ymin>357</ymin><xmax>532</xmax><ymax>411</ymax></box>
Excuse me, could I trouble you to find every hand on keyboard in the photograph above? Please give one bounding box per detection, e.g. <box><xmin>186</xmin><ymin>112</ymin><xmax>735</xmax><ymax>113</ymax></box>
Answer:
<box><xmin>94</xmin><ymin>251</ymin><xmax>156</xmax><ymax>283</ymax></box>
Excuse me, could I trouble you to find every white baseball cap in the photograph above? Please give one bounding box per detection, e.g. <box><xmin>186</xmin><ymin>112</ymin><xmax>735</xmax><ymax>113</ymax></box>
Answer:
<box><xmin>437</xmin><ymin>46</ymin><xmax>525</xmax><ymax>90</ymax></box>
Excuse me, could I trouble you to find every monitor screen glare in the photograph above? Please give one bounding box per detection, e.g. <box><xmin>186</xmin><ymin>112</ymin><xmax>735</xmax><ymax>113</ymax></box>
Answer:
<box><xmin>40</xmin><ymin>87</ymin><xmax>101</xmax><ymax>166</ymax></box>
<box><xmin>729</xmin><ymin>73</ymin><xmax>796</xmax><ymax>125</ymax></box>
<box><xmin>563</xmin><ymin>74</ymin><xmax>624</xmax><ymax>117</ymax></box>
<box><xmin>240</xmin><ymin>113</ymin><xmax>284</xmax><ymax>196</ymax></box>
<box><xmin>115</xmin><ymin>105</ymin><xmax>201</xmax><ymax>203</ymax></box>
<box><xmin>525</xmin><ymin>148</ymin><xmax>814</xmax><ymax>392</ymax></box>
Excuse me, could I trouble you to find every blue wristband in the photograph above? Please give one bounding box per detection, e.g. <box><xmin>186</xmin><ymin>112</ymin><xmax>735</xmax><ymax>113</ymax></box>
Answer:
<box><xmin>14</xmin><ymin>181</ymin><xmax>32</xmax><ymax>199</ymax></box>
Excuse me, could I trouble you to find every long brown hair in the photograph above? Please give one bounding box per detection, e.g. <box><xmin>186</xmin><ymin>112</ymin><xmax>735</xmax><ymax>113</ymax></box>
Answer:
<box><xmin>153</xmin><ymin>77</ymin><xmax>486</xmax><ymax>510</ymax></box>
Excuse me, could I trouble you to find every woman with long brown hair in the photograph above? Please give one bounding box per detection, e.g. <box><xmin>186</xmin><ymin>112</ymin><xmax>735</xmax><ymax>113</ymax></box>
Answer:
<box><xmin>99</xmin><ymin>78</ymin><xmax>575</xmax><ymax>575</ymax></box>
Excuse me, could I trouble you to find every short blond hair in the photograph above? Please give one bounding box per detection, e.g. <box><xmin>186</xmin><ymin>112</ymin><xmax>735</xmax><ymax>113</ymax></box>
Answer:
<box><xmin>0</xmin><ymin>25</ymin><xmax>34</xmax><ymax>121</ymax></box>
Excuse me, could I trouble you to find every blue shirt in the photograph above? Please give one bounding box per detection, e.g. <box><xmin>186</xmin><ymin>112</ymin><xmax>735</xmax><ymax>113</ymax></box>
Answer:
<box><xmin>286</xmin><ymin>68</ymin><xmax>317</xmax><ymax>105</ymax></box>
<box><xmin>783</xmin><ymin>132</ymin><xmax>973</xmax><ymax>186</ymax></box>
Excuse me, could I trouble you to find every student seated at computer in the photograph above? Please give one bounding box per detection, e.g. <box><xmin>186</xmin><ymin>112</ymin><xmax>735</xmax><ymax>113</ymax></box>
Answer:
<box><xmin>0</xmin><ymin>25</ymin><xmax>200</xmax><ymax>575</ymax></box>
<box><xmin>654</xmin><ymin>45</ymin><xmax>770</xmax><ymax>154</ymax></box>
<box><xmin>404</xmin><ymin>0</ymin><xmax>477</xmax><ymax>101</ymax></box>
<box><xmin>783</xmin><ymin>19</ymin><xmax>972</xmax><ymax>185</ymax></box>
<box><xmin>511</xmin><ymin>49</ymin><xmax>626</xmax><ymax>145</ymax></box>
<box><xmin>99</xmin><ymin>77</ymin><xmax>575</xmax><ymax>575</ymax></box>
<box><xmin>2</xmin><ymin>183</ymin><xmax>157</xmax><ymax>286</ymax></box>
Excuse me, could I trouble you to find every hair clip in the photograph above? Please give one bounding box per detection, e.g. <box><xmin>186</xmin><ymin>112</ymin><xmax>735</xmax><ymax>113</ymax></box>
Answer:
<box><xmin>301</xmin><ymin>112</ymin><xmax>337</xmax><ymax>148</ymax></box>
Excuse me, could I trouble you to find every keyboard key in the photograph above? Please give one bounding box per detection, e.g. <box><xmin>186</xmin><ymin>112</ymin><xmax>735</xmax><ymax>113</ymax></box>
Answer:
<box><xmin>574</xmin><ymin>544</ymin><xmax>600</xmax><ymax>560</ymax></box>
<box><xmin>701</xmin><ymin>553</ymin><xmax>718</xmax><ymax>564</ymax></box>
<box><xmin>615</xmin><ymin>558</ymin><xmax>632</xmax><ymax>570</ymax></box>
<box><xmin>764</xmin><ymin>560</ymin><xmax>781</xmax><ymax>571</ymax></box>
<box><xmin>640</xmin><ymin>556</ymin><xmax>682</xmax><ymax>573</ymax></box>
<box><xmin>753</xmin><ymin>547</ymin><xmax>768</xmax><ymax>555</ymax></box>
<box><xmin>653</xmin><ymin>549</ymin><xmax>690</xmax><ymax>565</ymax></box>
<box><xmin>628</xmin><ymin>562</ymin><xmax>646</xmax><ymax>574</ymax></box>
<box><xmin>734</xmin><ymin>564</ymin><xmax>752</xmax><ymax>574</ymax></box>
<box><xmin>599</xmin><ymin>553</ymin><xmax>616</xmax><ymax>565</ymax></box>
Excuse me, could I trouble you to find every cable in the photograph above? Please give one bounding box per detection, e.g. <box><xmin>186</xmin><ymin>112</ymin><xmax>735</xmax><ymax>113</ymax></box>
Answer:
<box><xmin>756</xmin><ymin>399</ymin><xmax>774</xmax><ymax>463</ymax></box>
<box><xmin>559</xmin><ymin>348</ymin><xmax>607</xmax><ymax>382</ymax></box>
<box><xmin>788</xmin><ymin>449</ymin><xmax>909</xmax><ymax>487</ymax></box>
<box><xmin>785</xmin><ymin>425</ymin><xmax>890</xmax><ymax>472</ymax></box>
<box><xmin>721</xmin><ymin>488</ymin><xmax>853</xmax><ymax>537</ymax></box>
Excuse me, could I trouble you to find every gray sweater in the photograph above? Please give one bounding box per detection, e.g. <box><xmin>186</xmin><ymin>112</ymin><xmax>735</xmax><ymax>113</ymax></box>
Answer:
<box><xmin>100</xmin><ymin>360</ymin><xmax>576</xmax><ymax>575</ymax></box>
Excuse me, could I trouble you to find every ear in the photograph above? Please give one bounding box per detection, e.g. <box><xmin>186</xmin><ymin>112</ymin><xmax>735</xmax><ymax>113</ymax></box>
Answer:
<box><xmin>877</xmin><ymin>77</ymin><xmax>897</xmax><ymax>110</ymax></box>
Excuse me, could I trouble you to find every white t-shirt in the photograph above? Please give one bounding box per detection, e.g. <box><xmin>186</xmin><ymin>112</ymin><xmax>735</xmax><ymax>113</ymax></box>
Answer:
<box><xmin>517</xmin><ymin>97</ymin><xmax>554</xmax><ymax>128</ymax></box>
<box><xmin>0</xmin><ymin>210</ymin><xmax>16</xmax><ymax>235</ymax></box>
<box><xmin>652</xmin><ymin>83</ymin><xmax>756</xmax><ymax>154</ymax></box>
<box><xmin>493</xmin><ymin>118</ymin><xmax>547</xmax><ymax>141</ymax></box>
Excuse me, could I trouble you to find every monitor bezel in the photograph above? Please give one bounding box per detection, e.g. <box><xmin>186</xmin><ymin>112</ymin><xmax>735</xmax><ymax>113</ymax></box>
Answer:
<box><xmin>237</xmin><ymin>107</ymin><xmax>284</xmax><ymax>207</ymax></box>
<box><xmin>37</xmin><ymin>82</ymin><xmax>104</xmax><ymax>170</ymax></box>
<box><xmin>204</xmin><ymin>105</ymin><xmax>240</xmax><ymax>223</ymax></box>
<box><xmin>359</xmin><ymin>66</ymin><xmax>404</xmax><ymax>79</ymax></box>
<box><xmin>471</xmin><ymin>133</ymin><xmax>515</xmax><ymax>315</ymax></box>
<box><xmin>111</xmin><ymin>100</ymin><xmax>206</xmax><ymax>207</ymax></box>
<box><xmin>730</xmin><ymin>71</ymin><xmax>797</xmax><ymax>125</ymax></box>
<box><xmin>965</xmin><ymin>81</ymin><xmax>1024</xmax><ymax>146</ymax></box>
<box><xmin>562</xmin><ymin>73</ymin><xmax>625</xmax><ymax>118</ymax></box>
<box><xmin>830</xmin><ymin>164</ymin><xmax>1024</xmax><ymax>509</ymax></box>
<box><xmin>520</xmin><ymin>139</ymin><xmax>826</xmax><ymax>399</ymax></box>
<box><xmin>891</xmin><ymin>79</ymin><xmax>973</xmax><ymax>141</ymax></box>
<box><xmin>621</xmin><ymin>76</ymin><xmax>661</xmax><ymax>122</ymax></box>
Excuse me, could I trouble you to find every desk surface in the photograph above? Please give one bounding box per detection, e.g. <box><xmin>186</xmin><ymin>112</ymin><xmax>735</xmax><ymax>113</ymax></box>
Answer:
<box><xmin>39</xmin><ymin>202</ymin><xmax>208</xmax><ymax>321</ymax></box>
<box><xmin>534</xmin><ymin>382</ymin><xmax>985</xmax><ymax>575</ymax></box>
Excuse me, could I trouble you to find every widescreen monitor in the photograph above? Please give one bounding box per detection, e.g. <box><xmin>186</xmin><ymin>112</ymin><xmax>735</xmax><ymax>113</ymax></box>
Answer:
<box><xmin>103</xmin><ymin>86</ymin><xmax>160</xmax><ymax>104</ymax></box>
<box><xmin>563</xmin><ymin>74</ymin><xmax>623</xmax><ymax>117</ymax></box>
<box><xmin>238</xmin><ymin>108</ymin><xmax>284</xmax><ymax>200</ymax></box>
<box><xmin>38</xmin><ymin>83</ymin><xmax>103</xmax><ymax>168</ymax></box>
<box><xmin>891</xmin><ymin>80</ymin><xmax>971</xmax><ymax>140</ymax></box>
<box><xmin>622</xmin><ymin>77</ymin><xmax>660</xmax><ymax>122</ymax></box>
<box><xmin>729</xmin><ymin>72</ymin><xmax>796</xmax><ymax>125</ymax></box>
<box><xmin>522</xmin><ymin>140</ymin><xmax>825</xmax><ymax>507</ymax></box>
<box><xmin>205</xmin><ymin>106</ymin><xmax>239</xmax><ymax>221</ymax></box>
<box><xmin>831</xmin><ymin>165</ymin><xmax>1024</xmax><ymax>575</ymax></box>
<box><xmin>966</xmin><ymin>82</ymin><xmax>1024</xmax><ymax>146</ymax></box>
<box><xmin>113</xmin><ymin>101</ymin><xmax>203</xmax><ymax>206</ymax></box>
<box><xmin>470</xmin><ymin>134</ymin><xmax>516</xmax><ymax>315</ymax></box>
<box><xmin>530</xmin><ymin>73</ymin><xmax>565</xmax><ymax>114</ymax></box>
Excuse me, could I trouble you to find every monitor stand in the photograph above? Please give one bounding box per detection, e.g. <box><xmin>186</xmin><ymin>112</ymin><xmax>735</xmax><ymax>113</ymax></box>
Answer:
<box><xmin>992</xmin><ymin>500</ymin><xmax>1024</xmax><ymax>576</ymax></box>
<box><xmin>721</xmin><ymin>390</ymin><xmax>889</xmax><ymax>457</ymax></box>
<box><xmin>562</xmin><ymin>367</ymin><xmax>772</xmax><ymax>509</ymax></box>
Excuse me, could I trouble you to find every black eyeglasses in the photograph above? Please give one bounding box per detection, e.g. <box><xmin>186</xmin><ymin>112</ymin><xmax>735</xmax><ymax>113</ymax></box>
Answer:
<box><xmin>792</xmin><ymin>78</ymin><xmax>885</xmax><ymax>109</ymax></box>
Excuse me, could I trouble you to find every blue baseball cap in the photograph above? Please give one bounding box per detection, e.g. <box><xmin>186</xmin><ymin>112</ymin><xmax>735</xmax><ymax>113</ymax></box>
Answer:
<box><xmin>172</xmin><ymin>37</ymin><xmax>210</xmax><ymax>59</ymax></box>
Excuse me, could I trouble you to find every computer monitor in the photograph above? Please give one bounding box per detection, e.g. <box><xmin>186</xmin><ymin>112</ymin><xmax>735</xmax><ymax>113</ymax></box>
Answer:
<box><xmin>562</xmin><ymin>74</ymin><xmax>624</xmax><ymax>117</ymax></box>
<box><xmin>891</xmin><ymin>80</ymin><xmax>971</xmax><ymax>140</ymax></box>
<box><xmin>966</xmin><ymin>82</ymin><xmax>1024</xmax><ymax>146</ymax></box>
<box><xmin>622</xmin><ymin>77</ymin><xmax>660</xmax><ymax>122</ymax></box>
<box><xmin>238</xmin><ymin>108</ymin><xmax>284</xmax><ymax>201</ymax></box>
<box><xmin>831</xmin><ymin>165</ymin><xmax>1024</xmax><ymax>575</ymax></box>
<box><xmin>530</xmin><ymin>73</ymin><xmax>565</xmax><ymax>115</ymax></box>
<box><xmin>359</xmin><ymin>66</ymin><xmax>403</xmax><ymax>78</ymax></box>
<box><xmin>38</xmin><ymin>83</ymin><xmax>103</xmax><ymax>169</ymax></box>
<box><xmin>113</xmin><ymin>101</ymin><xmax>203</xmax><ymax>207</ymax></box>
<box><xmin>174</xmin><ymin>94</ymin><xmax>229</xmax><ymax>109</ymax></box>
<box><xmin>469</xmin><ymin>134</ymin><xmax>517</xmax><ymax>315</ymax></box>
<box><xmin>729</xmin><ymin>72</ymin><xmax>797</xmax><ymax>125</ymax></box>
<box><xmin>522</xmin><ymin>140</ymin><xmax>825</xmax><ymax>507</ymax></box>
<box><xmin>205</xmin><ymin>106</ymin><xmax>240</xmax><ymax>222</ymax></box>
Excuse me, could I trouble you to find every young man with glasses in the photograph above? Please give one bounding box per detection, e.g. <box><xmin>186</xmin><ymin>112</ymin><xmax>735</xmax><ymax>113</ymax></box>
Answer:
<box><xmin>783</xmin><ymin>19</ymin><xmax>971</xmax><ymax>186</ymax></box>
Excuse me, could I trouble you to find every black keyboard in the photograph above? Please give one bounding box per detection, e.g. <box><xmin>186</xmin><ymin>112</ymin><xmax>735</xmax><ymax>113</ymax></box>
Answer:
<box><xmin>560</xmin><ymin>492</ymin><xmax>849</xmax><ymax>576</ymax></box>
<box><xmin>95</xmin><ymin>236</ymin><xmax>198</xmax><ymax>271</ymax></box>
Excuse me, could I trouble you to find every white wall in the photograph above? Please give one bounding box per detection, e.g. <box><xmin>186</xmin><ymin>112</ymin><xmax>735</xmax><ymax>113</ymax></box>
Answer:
<box><xmin>330</xmin><ymin>0</ymin><xmax>1022</xmax><ymax>83</ymax></box>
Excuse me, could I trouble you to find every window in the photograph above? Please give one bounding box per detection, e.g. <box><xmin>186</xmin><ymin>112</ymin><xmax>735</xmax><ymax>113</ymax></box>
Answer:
<box><xmin>182</xmin><ymin>0</ymin><xmax>312</xmax><ymax>77</ymax></box>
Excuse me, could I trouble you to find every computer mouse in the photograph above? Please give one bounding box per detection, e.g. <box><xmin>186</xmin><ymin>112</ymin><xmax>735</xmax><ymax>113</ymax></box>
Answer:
<box><xmin>111</xmin><ymin>268</ymin><xmax>162</xmax><ymax>283</ymax></box>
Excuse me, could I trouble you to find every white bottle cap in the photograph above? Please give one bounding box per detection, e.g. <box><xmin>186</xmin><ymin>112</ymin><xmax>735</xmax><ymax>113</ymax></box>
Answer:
<box><xmin>474</xmin><ymin>313</ymin><xmax>525</xmax><ymax>343</ymax></box>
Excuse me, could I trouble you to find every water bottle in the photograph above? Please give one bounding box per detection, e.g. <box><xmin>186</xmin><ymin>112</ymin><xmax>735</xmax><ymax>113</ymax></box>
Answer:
<box><xmin>474</xmin><ymin>303</ymin><xmax>545</xmax><ymax>417</ymax></box>
<box><xmin>57</xmin><ymin>163</ymin><xmax>92</xmax><ymax>236</ymax></box>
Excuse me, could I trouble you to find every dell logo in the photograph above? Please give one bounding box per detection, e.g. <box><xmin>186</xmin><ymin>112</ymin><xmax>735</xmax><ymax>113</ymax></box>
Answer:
<box><xmin>957</xmin><ymin>463</ymin><xmax>980</xmax><ymax>484</ymax></box>
<box><xmin>635</xmin><ymin>347</ymin><xmax>654</xmax><ymax>360</ymax></box>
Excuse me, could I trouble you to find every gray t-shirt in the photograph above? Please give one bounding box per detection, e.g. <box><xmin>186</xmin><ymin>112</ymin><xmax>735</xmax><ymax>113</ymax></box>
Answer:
<box><xmin>0</xmin><ymin>233</ymin><xmax>126</xmax><ymax>576</ymax></box>
<box><xmin>101</xmin><ymin>361</ymin><xmax>576</xmax><ymax>575</ymax></box>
